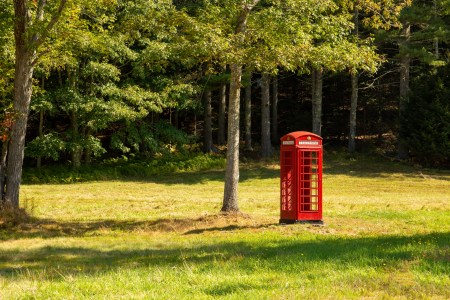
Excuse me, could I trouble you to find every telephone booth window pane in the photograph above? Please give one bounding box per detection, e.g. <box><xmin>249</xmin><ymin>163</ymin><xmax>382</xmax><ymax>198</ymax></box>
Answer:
<box><xmin>281</xmin><ymin>151</ymin><xmax>294</xmax><ymax>212</ymax></box>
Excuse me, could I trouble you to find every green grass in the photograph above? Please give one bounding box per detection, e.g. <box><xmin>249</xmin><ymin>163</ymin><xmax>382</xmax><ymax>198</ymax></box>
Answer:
<box><xmin>1</xmin><ymin>151</ymin><xmax>449</xmax><ymax>299</ymax></box>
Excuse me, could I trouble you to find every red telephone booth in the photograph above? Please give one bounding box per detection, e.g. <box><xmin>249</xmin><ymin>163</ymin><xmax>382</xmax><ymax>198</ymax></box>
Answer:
<box><xmin>279</xmin><ymin>131</ymin><xmax>323</xmax><ymax>224</ymax></box>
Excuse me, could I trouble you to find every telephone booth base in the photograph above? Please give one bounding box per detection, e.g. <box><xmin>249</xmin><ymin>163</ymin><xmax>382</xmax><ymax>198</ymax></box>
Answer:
<box><xmin>279</xmin><ymin>219</ymin><xmax>324</xmax><ymax>225</ymax></box>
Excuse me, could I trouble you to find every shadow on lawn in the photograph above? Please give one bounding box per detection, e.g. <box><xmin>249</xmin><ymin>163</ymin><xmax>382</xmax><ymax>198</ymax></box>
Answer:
<box><xmin>137</xmin><ymin>166</ymin><xmax>280</xmax><ymax>185</ymax></box>
<box><xmin>0</xmin><ymin>230</ymin><xmax>449</xmax><ymax>280</ymax></box>
<box><xmin>0</xmin><ymin>214</ymin><xmax>272</xmax><ymax>241</ymax></box>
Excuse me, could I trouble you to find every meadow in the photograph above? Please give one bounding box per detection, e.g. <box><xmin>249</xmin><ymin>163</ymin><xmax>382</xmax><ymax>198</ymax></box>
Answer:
<box><xmin>0</xmin><ymin>152</ymin><xmax>449</xmax><ymax>299</ymax></box>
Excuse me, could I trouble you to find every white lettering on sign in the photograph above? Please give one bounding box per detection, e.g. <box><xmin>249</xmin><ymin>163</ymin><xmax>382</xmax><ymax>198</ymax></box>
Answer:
<box><xmin>299</xmin><ymin>141</ymin><xmax>319</xmax><ymax>145</ymax></box>
<box><xmin>282</xmin><ymin>140</ymin><xmax>295</xmax><ymax>145</ymax></box>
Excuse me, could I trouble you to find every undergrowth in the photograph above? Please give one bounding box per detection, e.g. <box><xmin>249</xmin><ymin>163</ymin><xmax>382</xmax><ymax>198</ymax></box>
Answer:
<box><xmin>23</xmin><ymin>152</ymin><xmax>226</xmax><ymax>184</ymax></box>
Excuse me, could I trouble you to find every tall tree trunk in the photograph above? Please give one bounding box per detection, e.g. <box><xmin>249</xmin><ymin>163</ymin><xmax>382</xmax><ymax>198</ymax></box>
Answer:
<box><xmin>311</xmin><ymin>67</ymin><xmax>323</xmax><ymax>136</ymax></box>
<box><xmin>398</xmin><ymin>23</ymin><xmax>411</xmax><ymax>160</ymax></box>
<box><xmin>5</xmin><ymin>45</ymin><xmax>34</xmax><ymax>208</ymax></box>
<box><xmin>348</xmin><ymin>72</ymin><xmax>358</xmax><ymax>153</ymax></box>
<box><xmin>37</xmin><ymin>75</ymin><xmax>45</xmax><ymax>168</ymax></box>
<box><xmin>36</xmin><ymin>109</ymin><xmax>44</xmax><ymax>168</ymax></box>
<box><xmin>271</xmin><ymin>75</ymin><xmax>278</xmax><ymax>144</ymax></box>
<box><xmin>222</xmin><ymin>0</ymin><xmax>259</xmax><ymax>212</ymax></box>
<box><xmin>203</xmin><ymin>89</ymin><xmax>213</xmax><ymax>153</ymax></box>
<box><xmin>222</xmin><ymin>63</ymin><xmax>242</xmax><ymax>212</ymax></box>
<box><xmin>434</xmin><ymin>0</ymin><xmax>439</xmax><ymax>59</ymax></box>
<box><xmin>218</xmin><ymin>83</ymin><xmax>227</xmax><ymax>145</ymax></box>
<box><xmin>244</xmin><ymin>71</ymin><xmax>252</xmax><ymax>150</ymax></box>
<box><xmin>0</xmin><ymin>141</ymin><xmax>8</xmax><ymax>202</ymax></box>
<box><xmin>84</xmin><ymin>127</ymin><xmax>92</xmax><ymax>166</ymax></box>
<box><xmin>173</xmin><ymin>109</ymin><xmax>179</xmax><ymax>129</ymax></box>
<box><xmin>194</xmin><ymin>114</ymin><xmax>197</xmax><ymax>137</ymax></box>
<box><xmin>5</xmin><ymin>0</ymin><xmax>67</xmax><ymax>208</ymax></box>
<box><xmin>348</xmin><ymin>7</ymin><xmax>359</xmax><ymax>153</ymax></box>
<box><xmin>70</xmin><ymin>111</ymin><xmax>82</xmax><ymax>168</ymax></box>
<box><xmin>261</xmin><ymin>73</ymin><xmax>272</xmax><ymax>158</ymax></box>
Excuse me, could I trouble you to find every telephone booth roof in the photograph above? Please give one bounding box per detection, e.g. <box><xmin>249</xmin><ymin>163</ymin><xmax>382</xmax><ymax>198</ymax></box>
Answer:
<box><xmin>281</xmin><ymin>131</ymin><xmax>322</xmax><ymax>140</ymax></box>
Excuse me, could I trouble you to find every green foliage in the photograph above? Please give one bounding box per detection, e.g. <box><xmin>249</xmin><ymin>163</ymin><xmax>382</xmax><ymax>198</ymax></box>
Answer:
<box><xmin>0</xmin><ymin>0</ymin><xmax>14</xmax><ymax>106</ymax></box>
<box><xmin>111</xmin><ymin>122</ymin><xmax>158</xmax><ymax>154</ymax></box>
<box><xmin>402</xmin><ymin>65</ymin><xmax>450</xmax><ymax>167</ymax></box>
<box><xmin>154</xmin><ymin>121</ymin><xmax>191</xmax><ymax>149</ymax></box>
<box><xmin>26</xmin><ymin>133</ymin><xmax>66</xmax><ymax>160</ymax></box>
<box><xmin>110</xmin><ymin>121</ymin><xmax>193</xmax><ymax>156</ymax></box>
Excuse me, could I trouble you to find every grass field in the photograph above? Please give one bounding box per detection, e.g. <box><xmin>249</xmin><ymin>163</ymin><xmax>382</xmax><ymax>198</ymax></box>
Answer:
<box><xmin>1</xmin><ymin>152</ymin><xmax>449</xmax><ymax>299</ymax></box>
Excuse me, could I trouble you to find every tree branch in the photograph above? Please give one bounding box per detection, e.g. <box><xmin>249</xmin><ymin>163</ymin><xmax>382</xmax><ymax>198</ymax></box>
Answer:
<box><xmin>31</xmin><ymin>0</ymin><xmax>67</xmax><ymax>51</ymax></box>
<box><xmin>235</xmin><ymin>0</ymin><xmax>261</xmax><ymax>34</ymax></box>
<box><xmin>36</xmin><ymin>0</ymin><xmax>47</xmax><ymax>21</ymax></box>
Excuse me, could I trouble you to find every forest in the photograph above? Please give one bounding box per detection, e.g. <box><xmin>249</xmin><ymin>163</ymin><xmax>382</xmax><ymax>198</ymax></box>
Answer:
<box><xmin>1</xmin><ymin>0</ymin><xmax>450</xmax><ymax>208</ymax></box>
<box><xmin>1</xmin><ymin>2</ymin><xmax>450</xmax><ymax>298</ymax></box>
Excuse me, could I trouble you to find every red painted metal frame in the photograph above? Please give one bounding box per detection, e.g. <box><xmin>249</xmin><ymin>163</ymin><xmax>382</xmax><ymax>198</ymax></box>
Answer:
<box><xmin>280</xmin><ymin>131</ymin><xmax>323</xmax><ymax>223</ymax></box>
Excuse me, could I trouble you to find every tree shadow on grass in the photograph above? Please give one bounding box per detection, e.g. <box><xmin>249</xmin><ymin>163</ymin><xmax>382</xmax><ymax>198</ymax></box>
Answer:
<box><xmin>136</xmin><ymin>166</ymin><xmax>280</xmax><ymax>185</ymax></box>
<box><xmin>0</xmin><ymin>214</ymin><xmax>272</xmax><ymax>241</ymax></box>
<box><xmin>0</xmin><ymin>230</ymin><xmax>449</xmax><ymax>282</ymax></box>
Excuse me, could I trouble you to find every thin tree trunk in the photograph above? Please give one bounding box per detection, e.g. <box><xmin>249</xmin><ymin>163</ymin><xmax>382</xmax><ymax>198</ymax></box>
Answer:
<box><xmin>70</xmin><ymin>111</ymin><xmax>82</xmax><ymax>168</ymax></box>
<box><xmin>222</xmin><ymin>63</ymin><xmax>242</xmax><ymax>212</ymax></box>
<box><xmin>37</xmin><ymin>75</ymin><xmax>45</xmax><ymax>167</ymax></box>
<box><xmin>261</xmin><ymin>73</ymin><xmax>272</xmax><ymax>158</ymax></box>
<box><xmin>348</xmin><ymin>7</ymin><xmax>359</xmax><ymax>153</ymax></box>
<box><xmin>434</xmin><ymin>0</ymin><xmax>439</xmax><ymax>58</ymax></box>
<box><xmin>311</xmin><ymin>67</ymin><xmax>323</xmax><ymax>136</ymax></box>
<box><xmin>194</xmin><ymin>114</ymin><xmax>197</xmax><ymax>137</ymax></box>
<box><xmin>348</xmin><ymin>72</ymin><xmax>358</xmax><ymax>153</ymax></box>
<box><xmin>84</xmin><ymin>127</ymin><xmax>92</xmax><ymax>165</ymax></box>
<box><xmin>173</xmin><ymin>109</ymin><xmax>179</xmax><ymax>129</ymax></box>
<box><xmin>0</xmin><ymin>141</ymin><xmax>8</xmax><ymax>202</ymax></box>
<box><xmin>271</xmin><ymin>75</ymin><xmax>278</xmax><ymax>144</ymax></box>
<box><xmin>218</xmin><ymin>83</ymin><xmax>227</xmax><ymax>144</ymax></box>
<box><xmin>398</xmin><ymin>23</ymin><xmax>411</xmax><ymax>160</ymax></box>
<box><xmin>203</xmin><ymin>89</ymin><xmax>213</xmax><ymax>153</ymax></box>
<box><xmin>244</xmin><ymin>71</ymin><xmax>252</xmax><ymax>150</ymax></box>
<box><xmin>36</xmin><ymin>109</ymin><xmax>44</xmax><ymax>167</ymax></box>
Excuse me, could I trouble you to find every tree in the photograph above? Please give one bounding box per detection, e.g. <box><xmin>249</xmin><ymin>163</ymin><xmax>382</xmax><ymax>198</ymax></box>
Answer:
<box><xmin>394</xmin><ymin>0</ymin><xmax>450</xmax><ymax>158</ymax></box>
<box><xmin>244</xmin><ymin>71</ymin><xmax>253</xmax><ymax>150</ymax></box>
<box><xmin>397</xmin><ymin>20</ymin><xmax>411</xmax><ymax>159</ymax></box>
<box><xmin>348</xmin><ymin>6</ymin><xmax>360</xmax><ymax>153</ymax></box>
<box><xmin>261</xmin><ymin>73</ymin><xmax>272</xmax><ymax>157</ymax></box>
<box><xmin>311</xmin><ymin>67</ymin><xmax>323</xmax><ymax>135</ymax></box>
<box><xmin>271</xmin><ymin>75</ymin><xmax>278</xmax><ymax>144</ymax></box>
<box><xmin>2</xmin><ymin>0</ymin><xmax>67</xmax><ymax>208</ymax></box>
<box><xmin>218</xmin><ymin>68</ymin><xmax>227</xmax><ymax>145</ymax></box>
<box><xmin>203</xmin><ymin>88</ymin><xmax>213</xmax><ymax>152</ymax></box>
<box><xmin>222</xmin><ymin>0</ymin><xmax>261</xmax><ymax>212</ymax></box>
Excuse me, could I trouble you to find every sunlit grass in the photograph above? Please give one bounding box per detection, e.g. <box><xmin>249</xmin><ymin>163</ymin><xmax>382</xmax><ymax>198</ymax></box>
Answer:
<box><xmin>1</xmin><ymin>152</ymin><xmax>449</xmax><ymax>299</ymax></box>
